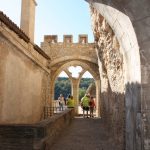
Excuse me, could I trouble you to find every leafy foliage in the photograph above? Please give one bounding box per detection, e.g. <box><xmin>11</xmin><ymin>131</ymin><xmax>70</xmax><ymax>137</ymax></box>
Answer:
<box><xmin>54</xmin><ymin>77</ymin><xmax>71</xmax><ymax>100</ymax></box>
<box><xmin>54</xmin><ymin>77</ymin><xmax>94</xmax><ymax>100</ymax></box>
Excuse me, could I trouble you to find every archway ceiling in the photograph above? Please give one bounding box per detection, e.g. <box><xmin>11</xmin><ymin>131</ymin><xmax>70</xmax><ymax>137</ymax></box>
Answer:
<box><xmin>85</xmin><ymin>0</ymin><xmax>128</xmax><ymax>13</ymax></box>
<box><xmin>49</xmin><ymin>55</ymin><xmax>98</xmax><ymax>67</ymax></box>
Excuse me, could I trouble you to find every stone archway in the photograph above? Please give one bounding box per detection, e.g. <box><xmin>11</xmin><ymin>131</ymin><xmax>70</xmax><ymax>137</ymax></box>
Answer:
<box><xmin>86</xmin><ymin>1</ymin><xmax>144</xmax><ymax>150</ymax></box>
<box><xmin>18</xmin><ymin>0</ymin><xmax>150</xmax><ymax>149</ymax></box>
<box><xmin>40</xmin><ymin>32</ymin><xmax>101</xmax><ymax>116</ymax></box>
<box><xmin>50</xmin><ymin>60</ymin><xmax>101</xmax><ymax>116</ymax></box>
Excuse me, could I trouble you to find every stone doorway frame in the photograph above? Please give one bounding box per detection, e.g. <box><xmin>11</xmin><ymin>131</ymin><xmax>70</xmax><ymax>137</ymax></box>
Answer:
<box><xmin>50</xmin><ymin>60</ymin><xmax>101</xmax><ymax>117</ymax></box>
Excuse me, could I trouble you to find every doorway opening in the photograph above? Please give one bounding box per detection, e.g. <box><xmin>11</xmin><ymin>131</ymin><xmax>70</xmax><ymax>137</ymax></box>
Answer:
<box><xmin>78</xmin><ymin>71</ymin><xmax>96</xmax><ymax>115</ymax></box>
<box><xmin>54</xmin><ymin>71</ymin><xmax>71</xmax><ymax>100</ymax></box>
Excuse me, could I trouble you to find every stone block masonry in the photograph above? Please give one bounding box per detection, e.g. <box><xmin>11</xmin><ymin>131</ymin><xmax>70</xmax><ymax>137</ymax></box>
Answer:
<box><xmin>0</xmin><ymin>109</ymin><xmax>75</xmax><ymax>150</ymax></box>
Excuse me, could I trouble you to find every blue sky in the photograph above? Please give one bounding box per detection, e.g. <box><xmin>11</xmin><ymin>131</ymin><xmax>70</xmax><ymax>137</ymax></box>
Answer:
<box><xmin>0</xmin><ymin>0</ymin><xmax>94</xmax><ymax>78</ymax></box>
<box><xmin>0</xmin><ymin>0</ymin><xmax>94</xmax><ymax>46</ymax></box>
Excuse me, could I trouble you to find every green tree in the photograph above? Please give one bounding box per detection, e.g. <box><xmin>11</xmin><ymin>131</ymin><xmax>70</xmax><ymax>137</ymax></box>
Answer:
<box><xmin>79</xmin><ymin>88</ymin><xmax>86</xmax><ymax>101</ymax></box>
<box><xmin>54</xmin><ymin>77</ymin><xmax>95</xmax><ymax>100</ymax></box>
<box><xmin>54</xmin><ymin>77</ymin><xmax>71</xmax><ymax>99</ymax></box>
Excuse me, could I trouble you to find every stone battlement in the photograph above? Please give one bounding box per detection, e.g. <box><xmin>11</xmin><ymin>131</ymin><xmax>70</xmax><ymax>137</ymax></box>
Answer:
<box><xmin>44</xmin><ymin>34</ymin><xmax>92</xmax><ymax>44</ymax></box>
<box><xmin>41</xmin><ymin>34</ymin><xmax>97</xmax><ymax>65</ymax></box>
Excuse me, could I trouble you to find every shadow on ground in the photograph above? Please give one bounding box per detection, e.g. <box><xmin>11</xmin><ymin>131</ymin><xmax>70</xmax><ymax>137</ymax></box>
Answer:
<box><xmin>50</xmin><ymin>117</ymin><xmax>118</xmax><ymax>150</ymax></box>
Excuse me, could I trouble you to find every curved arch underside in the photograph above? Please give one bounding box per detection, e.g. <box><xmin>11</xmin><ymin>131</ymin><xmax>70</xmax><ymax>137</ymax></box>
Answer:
<box><xmin>86</xmin><ymin>1</ymin><xmax>150</xmax><ymax>150</ymax></box>
<box><xmin>51</xmin><ymin>60</ymin><xmax>99</xmax><ymax>81</ymax></box>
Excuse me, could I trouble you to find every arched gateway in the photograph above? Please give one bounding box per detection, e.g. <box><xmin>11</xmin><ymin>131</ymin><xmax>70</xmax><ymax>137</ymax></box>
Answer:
<box><xmin>87</xmin><ymin>1</ymin><xmax>150</xmax><ymax>150</ymax></box>
<box><xmin>41</xmin><ymin>35</ymin><xmax>100</xmax><ymax>116</ymax></box>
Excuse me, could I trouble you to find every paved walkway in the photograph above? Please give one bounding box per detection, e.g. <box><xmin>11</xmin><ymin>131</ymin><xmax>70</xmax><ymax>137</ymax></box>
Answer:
<box><xmin>50</xmin><ymin>117</ymin><xmax>115</xmax><ymax>150</ymax></box>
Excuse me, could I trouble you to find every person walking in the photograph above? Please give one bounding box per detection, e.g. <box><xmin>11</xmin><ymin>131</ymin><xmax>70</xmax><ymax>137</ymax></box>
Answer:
<box><xmin>67</xmin><ymin>95</ymin><xmax>75</xmax><ymax>108</ymax></box>
<box><xmin>89</xmin><ymin>96</ymin><xmax>96</xmax><ymax>118</ymax></box>
<box><xmin>58</xmin><ymin>94</ymin><xmax>65</xmax><ymax>111</ymax></box>
<box><xmin>81</xmin><ymin>94</ymin><xmax>90</xmax><ymax>118</ymax></box>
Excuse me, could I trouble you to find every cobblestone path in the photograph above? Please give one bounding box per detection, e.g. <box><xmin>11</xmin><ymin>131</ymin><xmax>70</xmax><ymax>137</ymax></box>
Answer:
<box><xmin>50</xmin><ymin>117</ymin><xmax>115</xmax><ymax>150</ymax></box>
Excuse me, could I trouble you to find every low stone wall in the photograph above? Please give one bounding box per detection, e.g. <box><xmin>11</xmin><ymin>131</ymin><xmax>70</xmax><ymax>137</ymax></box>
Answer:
<box><xmin>0</xmin><ymin>109</ymin><xmax>75</xmax><ymax>150</ymax></box>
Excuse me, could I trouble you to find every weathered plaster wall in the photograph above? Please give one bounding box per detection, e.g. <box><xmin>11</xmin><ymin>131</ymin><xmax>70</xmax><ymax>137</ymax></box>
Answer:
<box><xmin>90</xmin><ymin>7</ymin><xmax>125</xmax><ymax>149</ymax></box>
<box><xmin>86</xmin><ymin>0</ymin><xmax>150</xmax><ymax>150</ymax></box>
<box><xmin>0</xmin><ymin>21</ymin><xmax>50</xmax><ymax>124</ymax></box>
<box><xmin>0</xmin><ymin>36</ymin><xmax>48</xmax><ymax>124</ymax></box>
<box><xmin>87</xmin><ymin>0</ymin><xmax>150</xmax><ymax>150</ymax></box>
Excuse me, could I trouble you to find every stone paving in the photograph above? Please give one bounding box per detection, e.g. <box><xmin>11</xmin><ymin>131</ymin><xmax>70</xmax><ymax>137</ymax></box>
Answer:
<box><xmin>50</xmin><ymin>117</ymin><xmax>115</xmax><ymax>150</ymax></box>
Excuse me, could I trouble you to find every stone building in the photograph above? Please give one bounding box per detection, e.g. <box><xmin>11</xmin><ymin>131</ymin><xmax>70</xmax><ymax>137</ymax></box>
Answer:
<box><xmin>0</xmin><ymin>0</ymin><xmax>150</xmax><ymax>150</ymax></box>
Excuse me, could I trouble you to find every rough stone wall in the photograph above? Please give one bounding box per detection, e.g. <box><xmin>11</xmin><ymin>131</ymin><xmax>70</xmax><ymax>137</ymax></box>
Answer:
<box><xmin>0</xmin><ymin>21</ymin><xmax>50</xmax><ymax>124</ymax></box>
<box><xmin>41</xmin><ymin>38</ymin><xmax>97</xmax><ymax>66</ymax></box>
<box><xmin>0</xmin><ymin>109</ymin><xmax>75</xmax><ymax>150</ymax></box>
<box><xmin>90</xmin><ymin>6</ymin><xmax>125</xmax><ymax>149</ymax></box>
<box><xmin>87</xmin><ymin>1</ymin><xmax>150</xmax><ymax>149</ymax></box>
<box><xmin>41</xmin><ymin>36</ymin><xmax>100</xmax><ymax>108</ymax></box>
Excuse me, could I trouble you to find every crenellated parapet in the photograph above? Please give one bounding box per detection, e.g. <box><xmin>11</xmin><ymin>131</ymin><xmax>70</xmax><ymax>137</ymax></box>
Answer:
<box><xmin>43</xmin><ymin>34</ymin><xmax>89</xmax><ymax>44</ymax></box>
<box><xmin>41</xmin><ymin>34</ymin><xmax>97</xmax><ymax>66</ymax></box>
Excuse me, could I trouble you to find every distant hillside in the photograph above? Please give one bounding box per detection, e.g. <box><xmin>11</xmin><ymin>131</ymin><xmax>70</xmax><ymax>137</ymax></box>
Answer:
<box><xmin>54</xmin><ymin>77</ymin><xmax>95</xmax><ymax>100</ymax></box>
